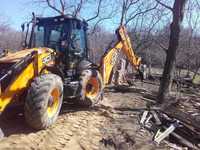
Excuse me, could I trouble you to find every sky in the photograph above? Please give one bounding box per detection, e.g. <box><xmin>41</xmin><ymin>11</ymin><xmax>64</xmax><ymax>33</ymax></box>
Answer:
<box><xmin>0</xmin><ymin>0</ymin><xmax>39</xmax><ymax>30</ymax></box>
<box><xmin>0</xmin><ymin>0</ymin><xmax>118</xmax><ymax>31</ymax></box>
<box><xmin>0</xmin><ymin>0</ymin><xmax>199</xmax><ymax>33</ymax></box>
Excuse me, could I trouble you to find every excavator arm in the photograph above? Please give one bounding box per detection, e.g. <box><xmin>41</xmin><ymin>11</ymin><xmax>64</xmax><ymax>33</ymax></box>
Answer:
<box><xmin>100</xmin><ymin>26</ymin><xmax>141</xmax><ymax>85</ymax></box>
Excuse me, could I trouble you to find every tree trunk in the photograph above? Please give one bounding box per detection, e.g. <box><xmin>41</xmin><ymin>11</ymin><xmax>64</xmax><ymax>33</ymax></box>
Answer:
<box><xmin>157</xmin><ymin>0</ymin><xmax>188</xmax><ymax>104</ymax></box>
<box><xmin>147</xmin><ymin>49</ymin><xmax>152</xmax><ymax>77</ymax></box>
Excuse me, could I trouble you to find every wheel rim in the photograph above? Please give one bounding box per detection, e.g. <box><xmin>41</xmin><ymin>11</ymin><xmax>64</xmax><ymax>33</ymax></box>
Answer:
<box><xmin>85</xmin><ymin>77</ymin><xmax>100</xmax><ymax>100</ymax></box>
<box><xmin>47</xmin><ymin>88</ymin><xmax>60</xmax><ymax>118</ymax></box>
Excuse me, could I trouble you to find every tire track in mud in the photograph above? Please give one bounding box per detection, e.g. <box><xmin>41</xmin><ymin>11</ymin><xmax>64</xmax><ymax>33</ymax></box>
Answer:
<box><xmin>0</xmin><ymin>84</ymin><xmax>172</xmax><ymax>150</ymax></box>
<box><xmin>0</xmin><ymin>109</ymin><xmax>109</xmax><ymax>150</ymax></box>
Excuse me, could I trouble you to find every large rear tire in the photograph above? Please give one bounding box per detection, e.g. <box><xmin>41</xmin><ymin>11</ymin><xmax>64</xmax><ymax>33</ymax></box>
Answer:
<box><xmin>24</xmin><ymin>74</ymin><xmax>63</xmax><ymax>130</ymax></box>
<box><xmin>78</xmin><ymin>69</ymin><xmax>104</xmax><ymax>107</ymax></box>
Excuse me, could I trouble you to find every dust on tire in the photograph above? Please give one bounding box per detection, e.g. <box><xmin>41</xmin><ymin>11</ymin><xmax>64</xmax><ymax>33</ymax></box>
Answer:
<box><xmin>24</xmin><ymin>74</ymin><xmax>63</xmax><ymax>130</ymax></box>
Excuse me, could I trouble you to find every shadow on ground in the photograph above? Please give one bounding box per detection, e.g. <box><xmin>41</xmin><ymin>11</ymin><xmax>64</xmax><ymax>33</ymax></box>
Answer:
<box><xmin>0</xmin><ymin>102</ymin><xmax>97</xmax><ymax>137</ymax></box>
<box><xmin>0</xmin><ymin>84</ymin><xmax>158</xmax><ymax>140</ymax></box>
<box><xmin>0</xmin><ymin>106</ymin><xmax>34</xmax><ymax>136</ymax></box>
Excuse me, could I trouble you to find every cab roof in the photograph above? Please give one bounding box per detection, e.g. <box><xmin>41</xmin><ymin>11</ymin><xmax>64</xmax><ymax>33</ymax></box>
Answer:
<box><xmin>36</xmin><ymin>15</ymin><xmax>88</xmax><ymax>26</ymax></box>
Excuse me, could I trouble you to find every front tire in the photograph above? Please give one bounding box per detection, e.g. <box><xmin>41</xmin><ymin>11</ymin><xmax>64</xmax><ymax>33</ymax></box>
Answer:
<box><xmin>78</xmin><ymin>69</ymin><xmax>104</xmax><ymax>107</ymax></box>
<box><xmin>24</xmin><ymin>74</ymin><xmax>63</xmax><ymax>130</ymax></box>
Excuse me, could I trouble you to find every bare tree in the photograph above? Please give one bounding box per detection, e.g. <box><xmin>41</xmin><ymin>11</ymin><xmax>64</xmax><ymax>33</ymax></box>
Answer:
<box><xmin>33</xmin><ymin>0</ymin><xmax>109</xmax><ymax>21</ymax></box>
<box><xmin>0</xmin><ymin>16</ymin><xmax>21</xmax><ymax>51</ymax></box>
<box><xmin>33</xmin><ymin>0</ymin><xmax>85</xmax><ymax>16</ymax></box>
<box><xmin>157</xmin><ymin>0</ymin><xmax>188</xmax><ymax>103</ymax></box>
<box><xmin>116</xmin><ymin>0</ymin><xmax>169</xmax><ymax>78</ymax></box>
<box><xmin>88</xmin><ymin>26</ymin><xmax>113</xmax><ymax>63</ymax></box>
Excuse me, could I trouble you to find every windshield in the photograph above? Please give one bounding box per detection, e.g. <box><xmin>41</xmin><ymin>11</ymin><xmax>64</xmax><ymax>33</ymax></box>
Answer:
<box><xmin>33</xmin><ymin>20</ymin><xmax>87</xmax><ymax>58</ymax></box>
<box><xmin>69</xmin><ymin>28</ymin><xmax>86</xmax><ymax>55</ymax></box>
<box><xmin>35</xmin><ymin>23</ymin><xmax>63</xmax><ymax>51</ymax></box>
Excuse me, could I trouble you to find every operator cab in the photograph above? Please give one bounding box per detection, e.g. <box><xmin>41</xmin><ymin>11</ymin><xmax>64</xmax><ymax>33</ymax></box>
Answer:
<box><xmin>25</xmin><ymin>15</ymin><xmax>89</xmax><ymax>71</ymax></box>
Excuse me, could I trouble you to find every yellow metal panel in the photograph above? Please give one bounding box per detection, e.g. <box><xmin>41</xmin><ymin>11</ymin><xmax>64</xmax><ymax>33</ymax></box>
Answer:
<box><xmin>0</xmin><ymin>47</ymin><xmax>54</xmax><ymax>113</ymax></box>
<box><xmin>101</xmin><ymin>42</ymin><xmax>123</xmax><ymax>85</ymax></box>
<box><xmin>0</xmin><ymin>62</ymin><xmax>35</xmax><ymax>112</ymax></box>
<box><xmin>100</xmin><ymin>26</ymin><xmax>141</xmax><ymax>85</ymax></box>
<box><xmin>0</xmin><ymin>49</ymin><xmax>36</xmax><ymax>63</ymax></box>
<box><xmin>118</xmin><ymin>26</ymin><xmax>141</xmax><ymax>69</ymax></box>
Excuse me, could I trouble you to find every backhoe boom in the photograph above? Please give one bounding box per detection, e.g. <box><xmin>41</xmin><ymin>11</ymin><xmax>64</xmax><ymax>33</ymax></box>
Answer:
<box><xmin>100</xmin><ymin>26</ymin><xmax>141</xmax><ymax>85</ymax></box>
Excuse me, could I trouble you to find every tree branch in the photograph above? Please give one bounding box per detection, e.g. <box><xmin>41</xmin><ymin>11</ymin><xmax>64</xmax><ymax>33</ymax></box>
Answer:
<box><xmin>120</xmin><ymin>0</ymin><xmax>126</xmax><ymax>25</ymax></box>
<box><xmin>196</xmin><ymin>0</ymin><xmax>200</xmax><ymax>9</ymax></box>
<box><xmin>86</xmin><ymin>0</ymin><xmax>103</xmax><ymax>22</ymax></box>
<box><xmin>73</xmin><ymin>0</ymin><xmax>83</xmax><ymax>17</ymax></box>
<box><xmin>153</xmin><ymin>38</ymin><xmax>168</xmax><ymax>52</ymax></box>
<box><xmin>120</xmin><ymin>0</ymin><xmax>140</xmax><ymax>25</ymax></box>
<box><xmin>155</xmin><ymin>0</ymin><xmax>173</xmax><ymax>11</ymax></box>
<box><xmin>46</xmin><ymin>0</ymin><xmax>64</xmax><ymax>15</ymax></box>
<box><xmin>125</xmin><ymin>3</ymin><xmax>159</xmax><ymax>25</ymax></box>
<box><xmin>59</xmin><ymin>0</ymin><xmax>65</xmax><ymax>14</ymax></box>
<box><xmin>89</xmin><ymin>6</ymin><xmax>116</xmax><ymax>35</ymax></box>
<box><xmin>90</xmin><ymin>16</ymin><xmax>113</xmax><ymax>35</ymax></box>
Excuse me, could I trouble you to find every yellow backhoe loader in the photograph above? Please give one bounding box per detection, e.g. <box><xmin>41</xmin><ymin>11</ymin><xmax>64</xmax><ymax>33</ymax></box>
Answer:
<box><xmin>0</xmin><ymin>15</ymin><xmax>141</xmax><ymax>130</ymax></box>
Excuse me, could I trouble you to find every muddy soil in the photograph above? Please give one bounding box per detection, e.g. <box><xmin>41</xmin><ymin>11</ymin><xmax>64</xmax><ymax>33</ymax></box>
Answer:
<box><xmin>0</xmin><ymin>82</ymin><xmax>183</xmax><ymax>150</ymax></box>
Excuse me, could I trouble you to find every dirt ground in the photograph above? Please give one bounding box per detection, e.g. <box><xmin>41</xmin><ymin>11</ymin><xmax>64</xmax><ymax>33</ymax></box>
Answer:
<box><xmin>0</xmin><ymin>81</ymin><xmax>191</xmax><ymax>150</ymax></box>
